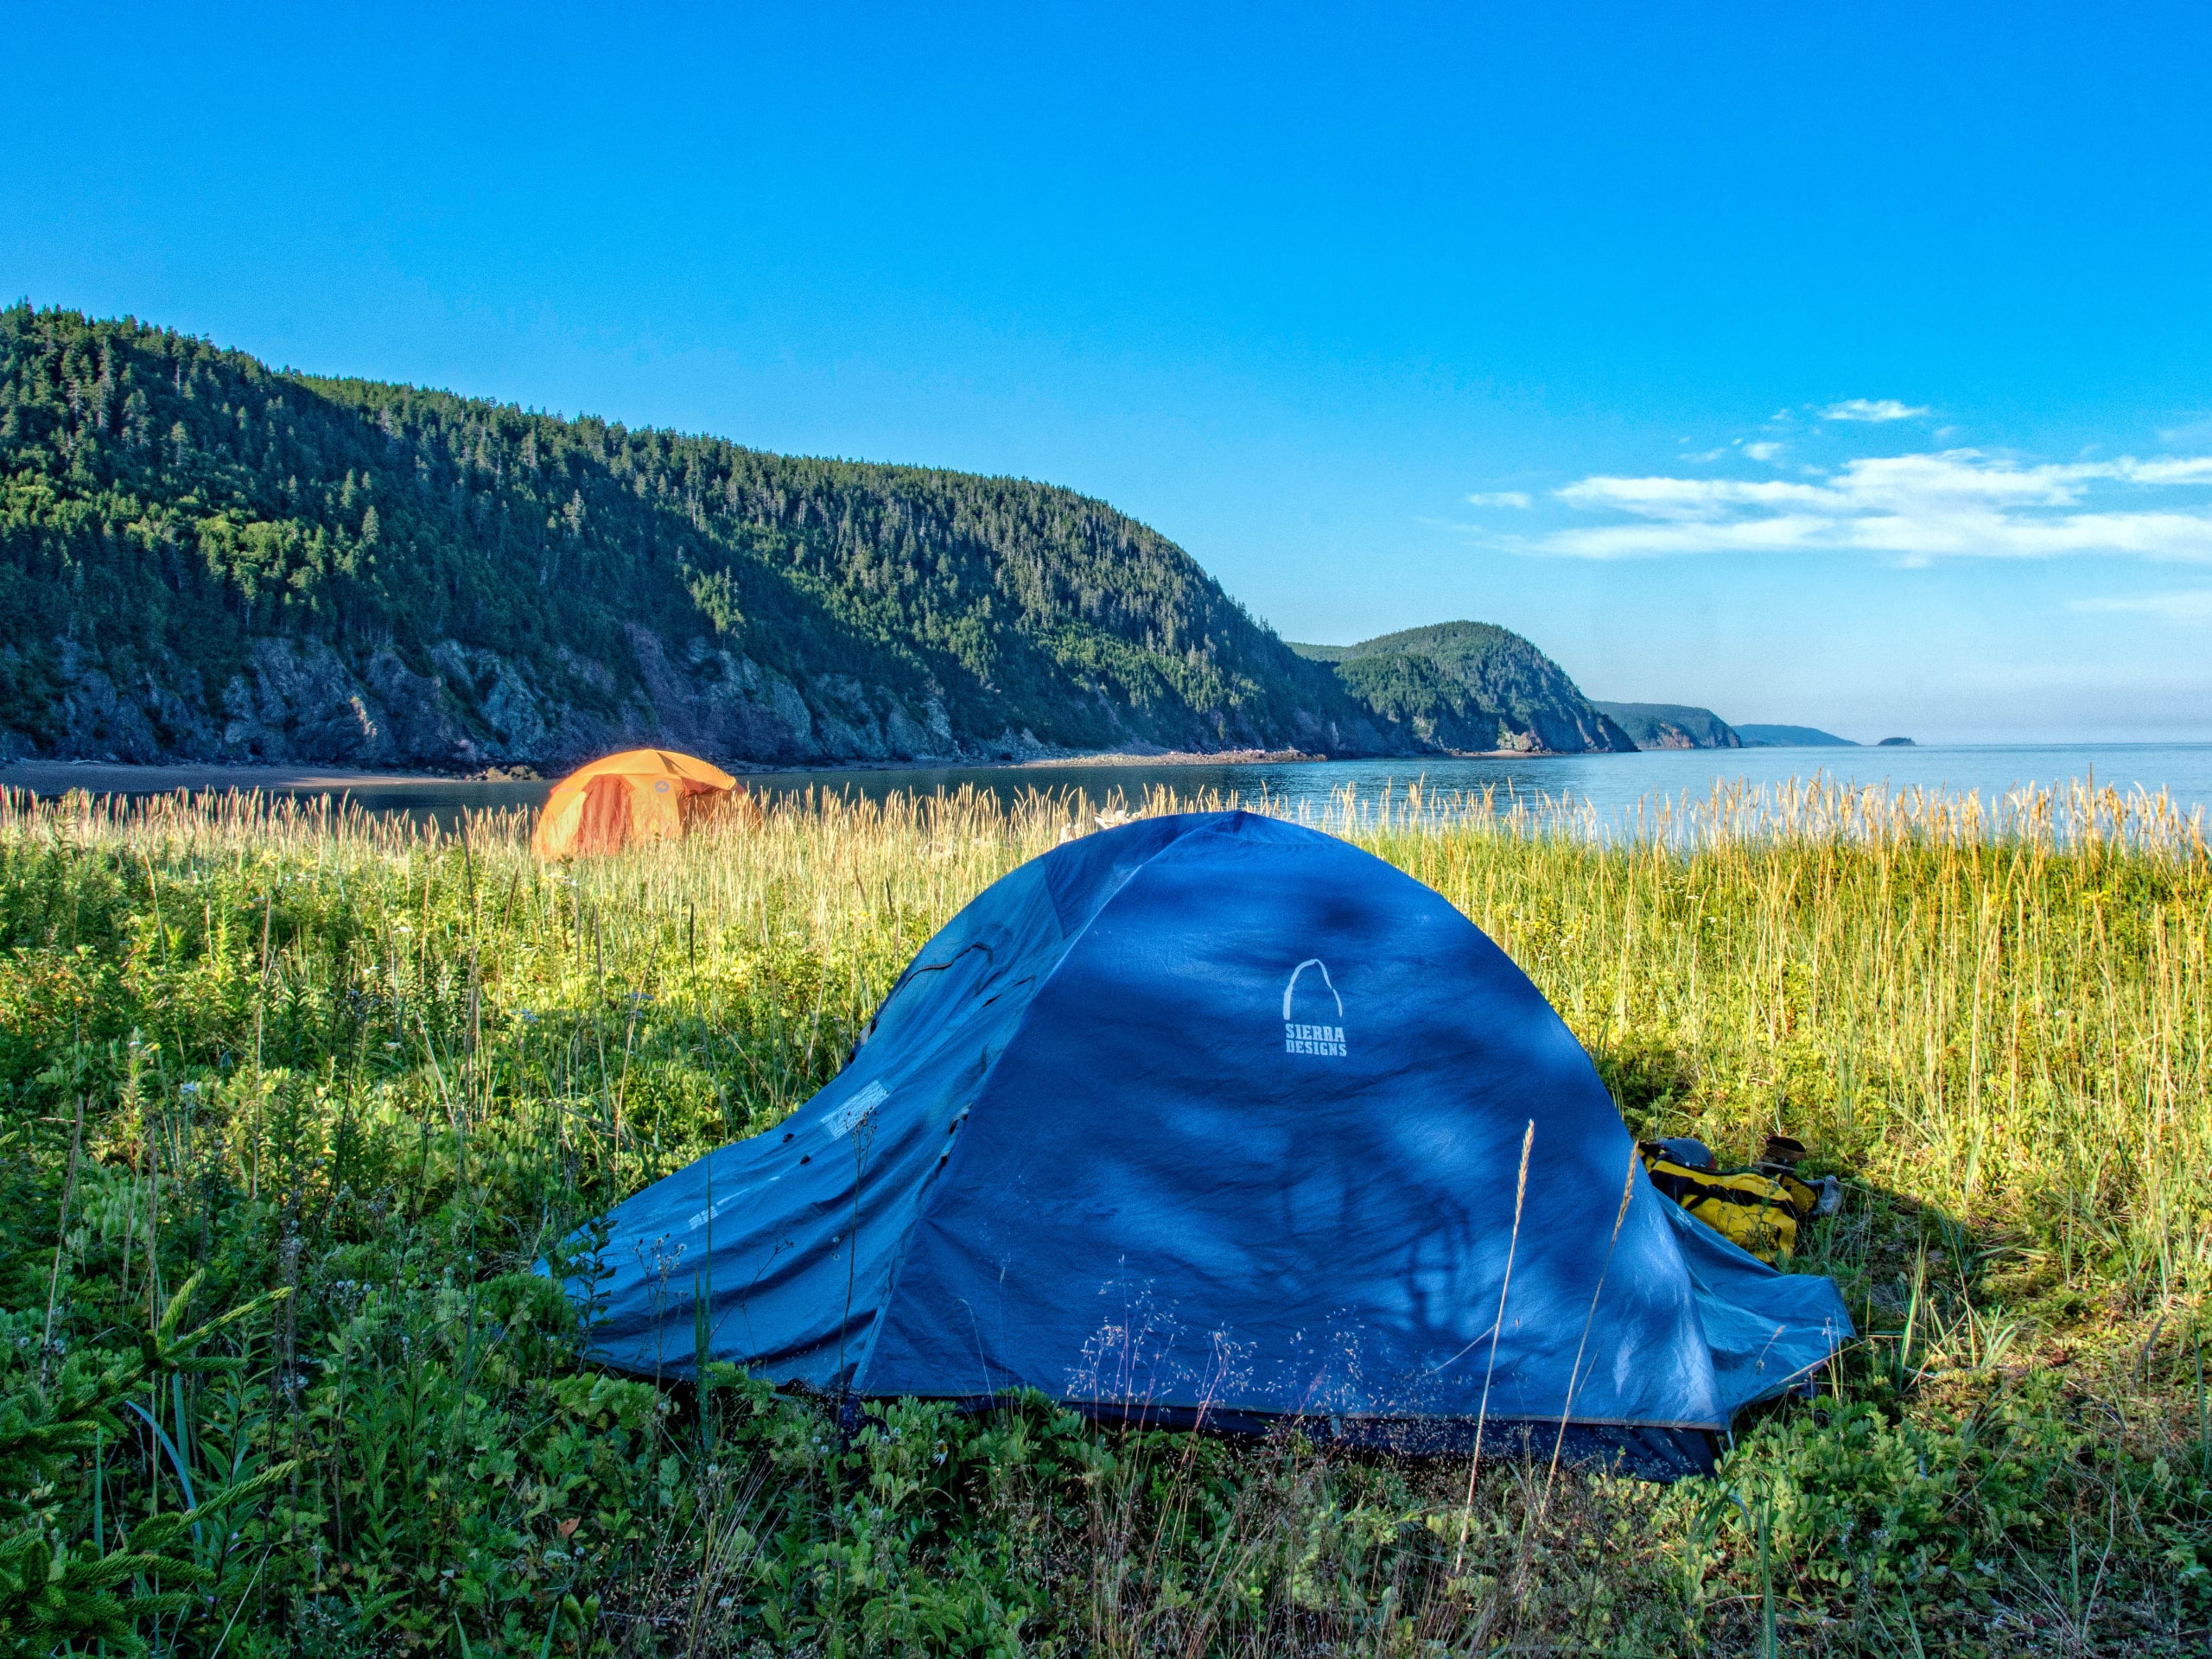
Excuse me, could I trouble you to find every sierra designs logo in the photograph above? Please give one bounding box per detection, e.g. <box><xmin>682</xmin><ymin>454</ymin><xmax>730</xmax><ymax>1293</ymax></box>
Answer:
<box><xmin>1282</xmin><ymin>958</ymin><xmax>1346</xmax><ymax>1058</ymax></box>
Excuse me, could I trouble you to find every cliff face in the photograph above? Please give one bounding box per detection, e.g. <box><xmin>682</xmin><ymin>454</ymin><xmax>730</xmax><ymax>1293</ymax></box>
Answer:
<box><xmin>1291</xmin><ymin>624</ymin><xmax>1636</xmax><ymax>754</ymax></box>
<box><xmin>1590</xmin><ymin>701</ymin><xmax>1743</xmax><ymax>750</ymax></box>
<box><xmin>0</xmin><ymin>305</ymin><xmax>1390</xmax><ymax>769</ymax></box>
<box><xmin>29</xmin><ymin>630</ymin><xmax>979</xmax><ymax>771</ymax></box>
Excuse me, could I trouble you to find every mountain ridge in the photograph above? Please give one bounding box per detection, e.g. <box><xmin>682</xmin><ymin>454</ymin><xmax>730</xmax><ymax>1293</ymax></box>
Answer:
<box><xmin>2</xmin><ymin>305</ymin><xmax>1708</xmax><ymax>772</ymax></box>
<box><xmin>2</xmin><ymin>304</ymin><xmax>1401</xmax><ymax>769</ymax></box>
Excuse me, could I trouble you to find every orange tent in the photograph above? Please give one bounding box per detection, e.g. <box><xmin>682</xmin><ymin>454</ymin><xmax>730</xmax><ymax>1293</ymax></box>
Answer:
<box><xmin>532</xmin><ymin>749</ymin><xmax>743</xmax><ymax>858</ymax></box>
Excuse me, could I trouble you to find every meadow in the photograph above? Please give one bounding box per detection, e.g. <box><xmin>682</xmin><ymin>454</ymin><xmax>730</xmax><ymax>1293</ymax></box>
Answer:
<box><xmin>1</xmin><ymin>778</ymin><xmax>2207</xmax><ymax>1656</ymax></box>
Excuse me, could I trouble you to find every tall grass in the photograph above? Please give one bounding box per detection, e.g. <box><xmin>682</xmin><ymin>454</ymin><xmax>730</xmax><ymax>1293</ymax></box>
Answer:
<box><xmin>1</xmin><ymin>778</ymin><xmax>2207</xmax><ymax>1656</ymax></box>
<box><xmin>1369</xmin><ymin>777</ymin><xmax>2212</xmax><ymax>1303</ymax></box>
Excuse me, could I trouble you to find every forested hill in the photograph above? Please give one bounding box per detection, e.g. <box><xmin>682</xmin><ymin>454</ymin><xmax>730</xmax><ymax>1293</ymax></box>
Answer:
<box><xmin>1289</xmin><ymin>624</ymin><xmax>1634</xmax><ymax>753</ymax></box>
<box><xmin>0</xmin><ymin>304</ymin><xmax>1392</xmax><ymax>768</ymax></box>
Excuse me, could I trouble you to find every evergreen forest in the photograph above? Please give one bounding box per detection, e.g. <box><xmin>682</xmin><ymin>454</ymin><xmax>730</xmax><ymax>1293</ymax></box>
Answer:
<box><xmin>1</xmin><ymin>306</ymin><xmax>1403</xmax><ymax>769</ymax></box>
<box><xmin>1290</xmin><ymin>623</ymin><xmax>1634</xmax><ymax>756</ymax></box>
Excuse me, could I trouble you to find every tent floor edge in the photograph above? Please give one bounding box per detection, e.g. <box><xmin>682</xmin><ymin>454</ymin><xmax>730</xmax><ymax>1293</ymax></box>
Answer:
<box><xmin>919</xmin><ymin>1395</ymin><xmax>1726</xmax><ymax>1482</ymax></box>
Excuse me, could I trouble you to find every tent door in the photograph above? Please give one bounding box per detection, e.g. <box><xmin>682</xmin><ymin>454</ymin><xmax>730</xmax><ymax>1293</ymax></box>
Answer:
<box><xmin>575</xmin><ymin>774</ymin><xmax>635</xmax><ymax>855</ymax></box>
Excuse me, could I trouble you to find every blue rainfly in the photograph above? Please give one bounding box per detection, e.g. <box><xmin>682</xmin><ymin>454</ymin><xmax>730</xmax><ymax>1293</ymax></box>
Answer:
<box><xmin>560</xmin><ymin>811</ymin><xmax>1851</xmax><ymax>1476</ymax></box>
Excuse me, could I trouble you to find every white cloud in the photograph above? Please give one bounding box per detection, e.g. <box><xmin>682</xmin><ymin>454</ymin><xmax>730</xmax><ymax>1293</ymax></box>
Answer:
<box><xmin>2112</xmin><ymin>455</ymin><xmax>2212</xmax><ymax>484</ymax></box>
<box><xmin>1821</xmin><ymin>398</ymin><xmax>1931</xmax><ymax>423</ymax></box>
<box><xmin>1681</xmin><ymin>437</ymin><xmax>1786</xmax><ymax>463</ymax></box>
<box><xmin>1465</xmin><ymin>490</ymin><xmax>1532</xmax><ymax>508</ymax></box>
<box><xmin>1533</xmin><ymin>448</ymin><xmax>2212</xmax><ymax>563</ymax></box>
<box><xmin>2073</xmin><ymin>588</ymin><xmax>2212</xmax><ymax>622</ymax></box>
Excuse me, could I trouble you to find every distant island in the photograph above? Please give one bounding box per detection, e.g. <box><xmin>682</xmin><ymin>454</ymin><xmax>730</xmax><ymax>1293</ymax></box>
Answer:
<box><xmin>1877</xmin><ymin>735</ymin><xmax>1916</xmax><ymax>747</ymax></box>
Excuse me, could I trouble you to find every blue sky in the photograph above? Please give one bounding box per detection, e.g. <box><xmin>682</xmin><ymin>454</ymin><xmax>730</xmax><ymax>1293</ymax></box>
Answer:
<box><xmin>8</xmin><ymin>2</ymin><xmax>2212</xmax><ymax>741</ymax></box>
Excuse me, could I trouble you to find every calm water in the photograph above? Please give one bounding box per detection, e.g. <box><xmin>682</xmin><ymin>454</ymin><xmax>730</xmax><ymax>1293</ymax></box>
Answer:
<box><xmin>27</xmin><ymin>741</ymin><xmax>2212</xmax><ymax>830</ymax></box>
<box><xmin>742</xmin><ymin>743</ymin><xmax>2212</xmax><ymax>826</ymax></box>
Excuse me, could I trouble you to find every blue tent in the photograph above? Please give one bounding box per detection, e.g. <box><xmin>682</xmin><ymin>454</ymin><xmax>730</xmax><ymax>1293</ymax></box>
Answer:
<box><xmin>563</xmin><ymin>811</ymin><xmax>1850</xmax><ymax>1476</ymax></box>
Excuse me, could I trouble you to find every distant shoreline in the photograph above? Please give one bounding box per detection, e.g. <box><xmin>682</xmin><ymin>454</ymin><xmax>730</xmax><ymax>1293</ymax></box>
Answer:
<box><xmin>0</xmin><ymin>747</ymin><xmax>1572</xmax><ymax>796</ymax></box>
<box><xmin>6</xmin><ymin>742</ymin><xmax>2182</xmax><ymax>802</ymax></box>
<box><xmin>0</xmin><ymin>760</ymin><xmax>486</xmax><ymax>795</ymax></box>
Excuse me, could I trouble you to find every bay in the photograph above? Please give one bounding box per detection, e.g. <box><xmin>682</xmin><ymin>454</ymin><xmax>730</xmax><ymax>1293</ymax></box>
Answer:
<box><xmin>9</xmin><ymin>741</ymin><xmax>2211</xmax><ymax>834</ymax></box>
<box><xmin>745</xmin><ymin>741</ymin><xmax>2212</xmax><ymax>828</ymax></box>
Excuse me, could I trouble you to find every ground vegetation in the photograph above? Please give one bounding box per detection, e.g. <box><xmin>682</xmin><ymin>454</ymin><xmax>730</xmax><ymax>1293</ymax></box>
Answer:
<box><xmin>2</xmin><ymin>779</ymin><xmax>2208</xmax><ymax>1655</ymax></box>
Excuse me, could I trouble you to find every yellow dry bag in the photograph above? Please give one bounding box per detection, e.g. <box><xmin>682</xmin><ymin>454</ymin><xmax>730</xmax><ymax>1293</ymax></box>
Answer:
<box><xmin>1638</xmin><ymin>1137</ymin><xmax>1827</xmax><ymax>1263</ymax></box>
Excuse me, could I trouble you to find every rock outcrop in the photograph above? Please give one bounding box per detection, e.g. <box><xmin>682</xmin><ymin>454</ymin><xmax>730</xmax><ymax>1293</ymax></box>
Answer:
<box><xmin>16</xmin><ymin>629</ymin><xmax>1001</xmax><ymax>772</ymax></box>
